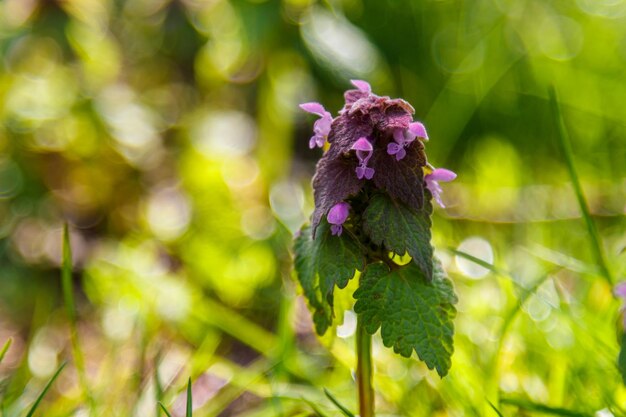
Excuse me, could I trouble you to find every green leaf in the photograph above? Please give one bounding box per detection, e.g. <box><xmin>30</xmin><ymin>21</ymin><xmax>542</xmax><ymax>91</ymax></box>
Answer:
<box><xmin>323</xmin><ymin>388</ymin><xmax>356</xmax><ymax>417</ymax></box>
<box><xmin>500</xmin><ymin>397</ymin><xmax>591</xmax><ymax>417</ymax></box>
<box><xmin>158</xmin><ymin>402</ymin><xmax>173</xmax><ymax>417</ymax></box>
<box><xmin>301</xmin><ymin>397</ymin><xmax>331</xmax><ymax>417</ymax></box>
<box><xmin>294</xmin><ymin>220</ymin><xmax>366</xmax><ymax>335</ymax></box>
<box><xmin>0</xmin><ymin>338</ymin><xmax>11</xmax><ymax>365</ymax></box>
<box><xmin>363</xmin><ymin>193</ymin><xmax>433</xmax><ymax>281</ymax></box>
<box><xmin>487</xmin><ymin>399</ymin><xmax>505</xmax><ymax>417</ymax></box>
<box><xmin>619</xmin><ymin>334</ymin><xmax>626</xmax><ymax>386</ymax></box>
<box><xmin>62</xmin><ymin>223</ymin><xmax>76</xmax><ymax>323</ymax></box>
<box><xmin>353</xmin><ymin>260</ymin><xmax>457</xmax><ymax>376</ymax></box>
<box><xmin>25</xmin><ymin>362</ymin><xmax>66</xmax><ymax>417</ymax></box>
<box><xmin>186</xmin><ymin>377</ymin><xmax>193</xmax><ymax>417</ymax></box>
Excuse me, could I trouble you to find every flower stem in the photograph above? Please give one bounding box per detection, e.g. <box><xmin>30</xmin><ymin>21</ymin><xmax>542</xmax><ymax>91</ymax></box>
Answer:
<box><xmin>356</xmin><ymin>316</ymin><xmax>374</xmax><ymax>417</ymax></box>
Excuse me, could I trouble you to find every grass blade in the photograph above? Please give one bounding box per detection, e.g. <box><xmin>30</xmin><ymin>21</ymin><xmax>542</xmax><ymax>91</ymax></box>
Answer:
<box><xmin>186</xmin><ymin>377</ymin><xmax>192</xmax><ymax>417</ymax></box>
<box><xmin>25</xmin><ymin>362</ymin><xmax>66</xmax><ymax>417</ymax></box>
<box><xmin>487</xmin><ymin>399</ymin><xmax>505</xmax><ymax>417</ymax></box>
<box><xmin>448</xmin><ymin>248</ymin><xmax>507</xmax><ymax>277</ymax></box>
<box><xmin>0</xmin><ymin>338</ymin><xmax>12</xmax><ymax>364</ymax></box>
<box><xmin>158</xmin><ymin>402</ymin><xmax>173</xmax><ymax>417</ymax></box>
<box><xmin>301</xmin><ymin>397</ymin><xmax>331</xmax><ymax>417</ymax></box>
<box><xmin>154</xmin><ymin>354</ymin><xmax>164</xmax><ymax>417</ymax></box>
<box><xmin>500</xmin><ymin>397</ymin><xmax>591</xmax><ymax>417</ymax></box>
<box><xmin>548</xmin><ymin>87</ymin><xmax>613</xmax><ymax>286</ymax></box>
<box><xmin>61</xmin><ymin>223</ymin><xmax>94</xmax><ymax>411</ymax></box>
<box><xmin>323</xmin><ymin>388</ymin><xmax>355</xmax><ymax>417</ymax></box>
<box><xmin>61</xmin><ymin>224</ymin><xmax>76</xmax><ymax>322</ymax></box>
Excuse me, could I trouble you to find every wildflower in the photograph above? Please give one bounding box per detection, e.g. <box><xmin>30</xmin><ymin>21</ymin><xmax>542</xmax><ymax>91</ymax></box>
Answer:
<box><xmin>388</xmin><ymin>122</ymin><xmax>429</xmax><ymax>161</ymax></box>
<box><xmin>350</xmin><ymin>79</ymin><xmax>371</xmax><ymax>93</ymax></box>
<box><xmin>299</xmin><ymin>102</ymin><xmax>333</xmax><ymax>148</ymax></box>
<box><xmin>425</xmin><ymin>168</ymin><xmax>456</xmax><ymax>208</ymax></box>
<box><xmin>352</xmin><ymin>137</ymin><xmax>375</xmax><ymax>180</ymax></box>
<box><xmin>327</xmin><ymin>202</ymin><xmax>350</xmax><ymax>236</ymax></box>
<box><xmin>308</xmin><ymin>81</ymin><xmax>430</xmax><ymax>234</ymax></box>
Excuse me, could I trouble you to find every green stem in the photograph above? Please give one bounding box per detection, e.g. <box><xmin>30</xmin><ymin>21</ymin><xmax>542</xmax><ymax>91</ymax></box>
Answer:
<box><xmin>548</xmin><ymin>87</ymin><xmax>614</xmax><ymax>287</ymax></box>
<box><xmin>356</xmin><ymin>317</ymin><xmax>374</xmax><ymax>417</ymax></box>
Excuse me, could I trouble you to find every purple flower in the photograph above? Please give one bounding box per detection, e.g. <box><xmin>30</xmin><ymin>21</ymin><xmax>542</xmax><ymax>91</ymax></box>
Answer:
<box><xmin>616</xmin><ymin>283</ymin><xmax>626</xmax><ymax>298</ymax></box>
<box><xmin>616</xmin><ymin>283</ymin><xmax>626</xmax><ymax>329</ymax></box>
<box><xmin>350</xmin><ymin>79</ymin><xmax>372</xmax><ymax>93</ymax></box>
<box><xmin>300</xmin><ymin>102</ymin><xmax>333</xmax><ymax>148</ymax></box>
<box><xmin>351</xmin><ymin>137</ymin><xmax>375</xmax><ymax>180</ymax></box>
<box><xmin>408</xmin><ymin>121</ymin><xmax>428</xmax><ymax>141</ymax></box>
<box><xmin>425</xmin><ymin>168</ymin><xmax>456</xmax><ymax>208</ymax></box>
<box><xmin>387</xmin><ymin>122</ymin><xmax>429</xmax><ymax>161</ymax></box>
<box><xmin>327</xmin><ymin>202</ymin><xmax>350</xmax><ymax>236</ymax></box>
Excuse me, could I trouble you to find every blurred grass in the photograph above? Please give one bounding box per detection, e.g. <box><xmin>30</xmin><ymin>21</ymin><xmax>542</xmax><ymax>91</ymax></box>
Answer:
<box><xmin>61</xmin><ymin>222</ymin><xmax>93</xmax><ymax>412</ymax></box>
<box><xmin>0</xmin><ymin>0</ymin><xmax>625</xmax><ymax>416</ymax></box>
<box><xmin>0</xmin><ymin>339</ymin><xmax>11</xmax><ymax>365</ymax></box>
<box><xmin>549</xmin><ymin>86</ymin><xmax>614</xmax><ymax>287</ymax></box>
<box><xmin>25</xmin><ymin>362</ymin><xmax>65</xmax><ymax>417</ymax></box>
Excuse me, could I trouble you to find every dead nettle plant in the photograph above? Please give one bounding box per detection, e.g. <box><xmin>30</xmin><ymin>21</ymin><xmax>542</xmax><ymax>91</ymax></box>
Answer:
<box><xmin>294</xmin><ymin>80</ymin><xmax>458</xmax><ymax>416</ymax></box>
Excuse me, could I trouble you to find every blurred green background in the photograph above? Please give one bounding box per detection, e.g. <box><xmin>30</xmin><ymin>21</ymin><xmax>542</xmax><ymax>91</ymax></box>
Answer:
<box><xmin>0</xmin><ymin>0</ymin><xmax>625</xmax><ymax>416</ymax></box>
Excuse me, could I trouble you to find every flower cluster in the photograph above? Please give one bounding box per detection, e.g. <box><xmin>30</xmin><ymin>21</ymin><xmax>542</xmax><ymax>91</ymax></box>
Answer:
<box><xmin>300</xmin><ymin>80</ymin><xmax>455</xmax><ymax>235</ymax></box>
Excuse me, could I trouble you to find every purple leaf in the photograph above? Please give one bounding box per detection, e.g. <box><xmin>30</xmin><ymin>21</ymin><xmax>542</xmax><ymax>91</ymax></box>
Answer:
<box><xmin>311</xmin><ymin>155</ymin><xmax>363</xmax><ymax>235</ymax></box>
<box><xmin>371</xmin><ymin>140</ymin><xmax>427</xmax><ymax>211</ymax></box>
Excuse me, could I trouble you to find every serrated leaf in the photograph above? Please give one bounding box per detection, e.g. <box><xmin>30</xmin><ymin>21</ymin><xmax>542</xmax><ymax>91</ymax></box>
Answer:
<box><xmin>363</xmin><ymin>192</ymin><xmax>433</xmax><ymax>280</ymax></box>
<box><xmin>353</xmin><ymin>261</ymin><xmax>457</xmax><ymax>376</ymax></box>
<box><xmin>294</xmin><ymin>221</ymin><xmax>366</xmax><ymax>335</ymax></box>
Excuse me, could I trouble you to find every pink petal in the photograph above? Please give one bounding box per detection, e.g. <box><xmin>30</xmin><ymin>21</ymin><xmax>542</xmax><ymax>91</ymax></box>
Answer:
<box><xmin>395</xmin><ymin>148</ymin><xmax>406</xmax><ymax>161</ymax></box>
<box><xmin>615</xmin><ymin>283</ymin><xmax>626</xmax><ymax>298</ymax></box>
<box><xmin>355</xmin><ymin>166</ymin><xmax>374</xmax><ymax>179</ymax></box>
<box><xmin>387</xmin><ymin>142</ymin><xmax>401</xmax><ymax>155</ymax></box>
<box><xmin>351</xmin><ymin>137</ymin><xmax>373</xmax><ymax>152</ymax></box>
<box><xmin>433</xmin><ymin>192</ymin><xmax>445</xmax><ymax>208</ymax></box>
<box><xmin>350</xmin><ymin>80</ymin><xmax>371</xmax><ymax>93</ymax></box>
<box><xmin>428</xmin><ymin>168</ymin><xmax>456</xmax><ymax>182</ymax></box>
<box><xmin>393</xmin><ymin>129</ymin><xmax>406</xmax><ymax>145</ymax></box>
<box><xmin>359</xmin><ymin>166</ymin><xmax>375</xmax><ymax>179</ymax></box>
<box><xmin>408</xmin><ymin>122</ymin><xmax>428</xmax><ymax>140</ymax></box>
<box><xmin>327</xmin><ymin>202</ymin><xmax>350</xmax><ymax>225</ymax></box>
<box><xmin>299</xmin><ymin>102</ymin><xmax>326</xmax><ymax>116</ymax></box>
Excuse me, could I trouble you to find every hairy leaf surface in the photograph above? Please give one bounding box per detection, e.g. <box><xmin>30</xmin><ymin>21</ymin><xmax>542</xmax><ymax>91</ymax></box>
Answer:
<box><xmin>353</xmin><ymin>261</ymin><xmax>457</xmax><ymax>377</ymax></box>
<box><xmin>311</xmin><ymin>154</ymin><xmax>363</xmax><ymax>235</ymax></box>
<box><xmin>294</xmin><ymin>221</ymin><xmax>366</xmax><ymax>335</ymax></box>
<box><xmin>370</xmin><ymin>142</ymin><xmax>426</xmax><ymax>212</ymax></box>
<box><xmin>363</xmin><ymin>192</ymin><xmax>433</xmax><ymax>280</ymax></box>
